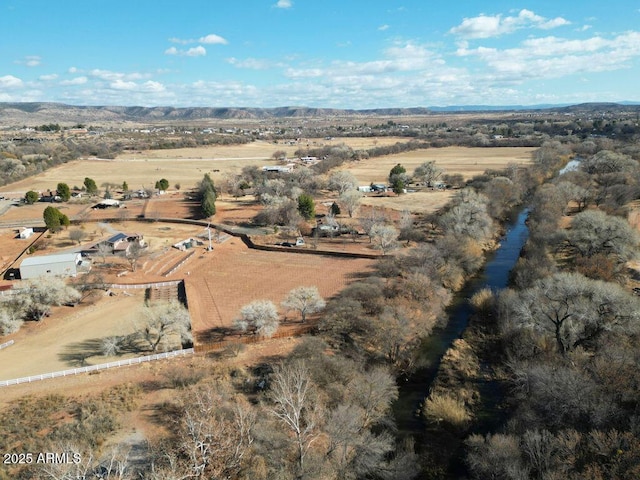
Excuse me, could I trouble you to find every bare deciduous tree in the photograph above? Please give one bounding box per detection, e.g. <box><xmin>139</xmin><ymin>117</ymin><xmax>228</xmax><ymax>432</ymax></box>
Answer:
<box><xmin>137</xmin><ymin>300</ymin><xmax>192</xmax><ymax>352</ymax></box>
<box><xmin>413</xmin><ymin>160</ymin><xmax>444</xmax><ymax>187</ymax></box>
<box><xmin>439</xmin><ymin>189</ymin><xmax>494</xmax><ymax>241</ymax></box>
<box><xmin>126</xmin><ymin>241</ymin><xmax>145</xmax><ymax>272</ymax></box>
<box><xmin>328</xmin><ymin>170</ymin><xmax>359</xmax><ymax>194</ymax></box>
<box><xmin>69</xmin><ymin>228</ymin><xmax>87</xmax><ymax>245</ymax></box>
<box><xmin>267</xmin><ymin>360</ymin><xmax>322</xmax><ymax>472</ymax></box>
<box><xmin>508</xmin><ymin>272</ymin><xmax>640</xmax><ymax>355</ymax></box>
<box><xmin>282</xmin><ymin>286</ymin><xmax>326</xmax><ymax>323</ymax></box>
<box><xmin>178</xmin><ymin>384</ymin><xmax>255</xmax><ymax>479</ymax></box>
<box><xmin>234</xmin><ymin>300</ymin><xmax>279</xmax><ymax>338</ymax></box>
<box><xmin>96</xmin><ymin>242</ymin><xmax>112</xmax><ymax>264</ymax></box>
<box><xmin>339</xmin><ymin>190</ymin><xmax>363</xmax><ymax>218</ymax></box>
<box><xmin>360</xmin><ymin>208</ymin><xmax>387</xmax><ymax>243</ymax></box>
<box><xmin>10</xmin><ymin>277</ymin><xmax>81</xmax><ymax>321</ymax></box>
<box><xmin>369</xmin><ymin>224</ymin><xmax>399</xmax><ymax>255</ymax></box>
<box><xmin>566</xmin><ymin>209</ymin><xmax>639</xmax><ymax>261</ymax></box>
<box><xmin>0</xmin><ymin>307</ymin><xmax>22</xmax><ymax>335</ymax></box>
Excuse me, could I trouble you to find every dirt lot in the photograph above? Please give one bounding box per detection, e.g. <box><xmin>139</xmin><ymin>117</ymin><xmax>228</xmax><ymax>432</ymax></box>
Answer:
<box><xmin>184</xmin><ymin>238</ymin><xmax>376</xmax><ymax>342</ymax></box>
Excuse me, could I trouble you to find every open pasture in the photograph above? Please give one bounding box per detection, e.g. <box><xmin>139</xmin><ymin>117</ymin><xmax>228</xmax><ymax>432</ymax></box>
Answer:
<box><xmin>0</xmin><ymin>137</ymin><xmax>415</xmax><ymax>196</ymax></box>
<box><xmin>345</xmin><ymin>146</ymin><xmax>535</xmax><ymax>184</ymax></box>
<box><xmin>344</xmin><ymin>146</ymin><xmax>534</xmax><ymax>213</ymax></box>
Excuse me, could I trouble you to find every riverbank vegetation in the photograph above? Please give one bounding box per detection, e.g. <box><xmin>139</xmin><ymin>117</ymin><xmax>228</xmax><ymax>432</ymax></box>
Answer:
<box><xmin>460</xmin><ymin>139</ymin><xmax>640</xmax><ymax>479</ymax></box>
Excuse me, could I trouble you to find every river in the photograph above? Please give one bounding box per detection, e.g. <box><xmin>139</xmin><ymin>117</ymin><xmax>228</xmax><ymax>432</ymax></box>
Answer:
<box><xmin>393</xmin><ymin>207</ymin><xmax>530</xmax><ymax>458</ymax></box>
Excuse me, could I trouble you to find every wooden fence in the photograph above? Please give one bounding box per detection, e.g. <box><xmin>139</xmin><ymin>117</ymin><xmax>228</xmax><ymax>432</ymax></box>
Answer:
<box><xmin>195</xmin><ymin>324</ymin><xmax>314</xmax><ymax>354</ymax></box>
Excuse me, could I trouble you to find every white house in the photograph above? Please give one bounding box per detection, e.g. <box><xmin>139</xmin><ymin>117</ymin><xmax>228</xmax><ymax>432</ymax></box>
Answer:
<box><xmin>20</xmin><ymin>253</ymin><xmax>91</xmax><ymax>279</ymax></box>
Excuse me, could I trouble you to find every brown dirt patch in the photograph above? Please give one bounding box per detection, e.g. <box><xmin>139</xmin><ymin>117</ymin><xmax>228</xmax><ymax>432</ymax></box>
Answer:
<box><xmin>184</xmin><ymin>239</ymin><xmax>376</xmax><ymax>342</ymax></box>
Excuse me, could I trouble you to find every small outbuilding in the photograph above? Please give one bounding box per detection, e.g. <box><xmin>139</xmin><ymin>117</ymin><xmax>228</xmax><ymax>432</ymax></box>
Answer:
<box><xmin>19</xmin><ymin>252</ymin><xmax>91</xmax><ymax>279</ymax></box>
<box><xmin>93</xmin><ymin>199</ymin><xmax>120</xmax><ymax>209</ymax></box>
<box><xmin>18</xmin><ymin>227</ymin><xmax>34</xmax><ymax>239</ymax></box>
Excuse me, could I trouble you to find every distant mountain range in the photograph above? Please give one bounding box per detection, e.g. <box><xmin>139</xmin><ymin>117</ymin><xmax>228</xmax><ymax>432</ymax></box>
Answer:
<box><xmin>0</xmin><ymin>102</ymin><xmax>639</xmax><ymax>125</ymax></box>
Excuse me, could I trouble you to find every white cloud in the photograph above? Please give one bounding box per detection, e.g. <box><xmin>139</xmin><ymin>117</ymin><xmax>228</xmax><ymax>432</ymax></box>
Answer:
<box><xmin>165</xmin><ymin>45</ymin><xmax>207</xmax><ymax>56</ymax></box>
<box><xmin>0</xmin><ymin>75</ymin><xmax>23</xmax><ymax>88</ymax></box>
<box><xmin>68</xmin><ymin>67</ymin><xmax>78</xmax><ymax>73</ymax></box>
<box><xmin>14</xmin><ymin>55</ymin><xmax>41</xmax><ymax>67</ymax></box>
<box><xmin>227</xmin><ymin>57</ymin><xmax>280</xmax><ymax>69</ymax></box>
<box><xmin>89</xmin><ymin>69</ymin><xmax>149</xmax><ymax>81</ymax></box>
<box><xmin>170</xmin><ymin>33</ymin><xmax>227</xmax><ymax>45</ymax></box>
<box><xmin>378</xmin><ymin>24</ymin><xmax>389</xmax><ymax>31</ymax></box>
<box><xmin>24</xmin><ymin>56</ymin><xmax>42</xmax><ymax>67</ymax></box>
<box><xmin>141</xmin><ymin>81</ymin><xmax>166</xmax><ymax>93</ymax></box>
<box><xmin>450</xmin><ymin>9</ymin><xmax>570</xmax><ymax>38</ymax></box>
<box><xmin>39</xmin><ymin>74</ymin><xmax>58</xmax><ymax>81</ymax></box>
<box><xmin>456</xmin><ymin>31</ymin><xmax>640</xmax><ymax>81</ymax></box>
<box><xmin>186</xmin><ymin>46</ymin><xmax>207</xmax><ymax>57</ymax></box>
<box><xmin>110</xmin><ymin>79</ymin><xmax>137</xmax><ymax>90</ymax></box>
<box><xmin>286</xmin><ymin>42</ymin><xmax>444</xmax><ymax>80</ymax></box>
<box><xmin>61</xmin><ymin>76</ymin><xmax>88</xmax><ymax>85</ymax></box>
<box><xmin>169</xmin><ymin>37</ymin><xmax>190</xmax><ymax>45</ymax></box>
<box><xmin>274</xmin><ymin>0</ymin><xmax>292</xmax><ymax>8</ymax></box>
<box><xmin>199</xmin><ymin>34</ymin><xmax>227</xmax><ymax>45</ymax></box>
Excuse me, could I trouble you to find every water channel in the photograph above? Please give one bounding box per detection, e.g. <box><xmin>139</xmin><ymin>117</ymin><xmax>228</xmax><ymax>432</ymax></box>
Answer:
<box><xmin>393</xmin><ymin>207</ymin><xmax>531</xmax><ymax>460</ymax></box>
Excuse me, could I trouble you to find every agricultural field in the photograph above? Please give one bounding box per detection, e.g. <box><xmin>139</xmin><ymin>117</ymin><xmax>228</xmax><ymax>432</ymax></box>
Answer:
<box><xmin>0</xmin><ymin>137</ymin><xmax>405</xmax><ymax>197</ymax></box>
<box><xmin>344</xmin><ymin>146</ymin><xmax>535</xmax><ymax>184</ymax></box>
<box><xmin>346</xmin><ymin>146</ymin><xmax>535</xmax><ymax>213</ymax></box>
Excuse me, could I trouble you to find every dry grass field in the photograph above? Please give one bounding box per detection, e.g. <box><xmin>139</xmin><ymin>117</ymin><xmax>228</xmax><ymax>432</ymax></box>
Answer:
<box><xmin>0</xmin><ymin>137</ymin><xmax>406</xmax><ymax>196</ymax></box>
<box><xmin>344</xmin><ymin>146</ymin><xmax>534</xmax><ymax>184</ymax></box>
<box><xmin>343</xmin><ymin>146</ymin><xmax>534</xmax><ymax>213</ymax></box>
<box><xmin>360</xmin><ymin>190</ymin><xmax>454</xmax><ymax>214</ymax></box>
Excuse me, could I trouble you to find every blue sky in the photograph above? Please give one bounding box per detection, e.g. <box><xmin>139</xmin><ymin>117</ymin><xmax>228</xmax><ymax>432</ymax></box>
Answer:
<box><xmin>1</xmin><ymin>1</ymin><xmax>639</xmax><ymax>108</ymax></box>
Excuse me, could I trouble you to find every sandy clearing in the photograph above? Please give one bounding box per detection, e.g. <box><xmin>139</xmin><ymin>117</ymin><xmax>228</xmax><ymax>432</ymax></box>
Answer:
<box><xmin>0</xmin><ymin>292</ymin><xmax>149</xmax><ymax>381</ymax></box>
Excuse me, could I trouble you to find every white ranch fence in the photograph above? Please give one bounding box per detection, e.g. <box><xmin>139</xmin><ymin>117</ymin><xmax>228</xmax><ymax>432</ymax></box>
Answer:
<box><xmin>0</xmin><ymin>348</ymin><xmax>194</xmax><ymax>387</ymax></box>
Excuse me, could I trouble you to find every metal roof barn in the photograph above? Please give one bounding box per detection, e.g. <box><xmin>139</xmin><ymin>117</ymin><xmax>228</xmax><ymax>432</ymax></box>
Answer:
<box><xmin>19</xmin><ymin>253</ymin><xmax>91</xmax><ymax>279</ymax></box>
